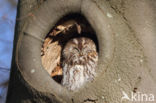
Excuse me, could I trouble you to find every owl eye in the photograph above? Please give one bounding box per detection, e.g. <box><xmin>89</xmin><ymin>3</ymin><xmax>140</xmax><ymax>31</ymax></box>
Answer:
<box><xmin>73</xmin><ymin>47</ymin><xmax>80</xmax><ymax>52</ymax></box>
<box><xmin>82</xmin><ymin>47</ymin><xmax>91</xmax><ymax>53</ymax></box>
<box><xmin>87</xmin><ymin>50</ymin><xmax>92</xmax><ymax>53</ymax></box>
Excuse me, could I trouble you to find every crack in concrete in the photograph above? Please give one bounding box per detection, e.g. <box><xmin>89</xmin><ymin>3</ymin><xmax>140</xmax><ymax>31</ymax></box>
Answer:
<box><xmin>83</xmin><ymin>98</ymin><xmax>98</xmax><ymax>103</ymax></box>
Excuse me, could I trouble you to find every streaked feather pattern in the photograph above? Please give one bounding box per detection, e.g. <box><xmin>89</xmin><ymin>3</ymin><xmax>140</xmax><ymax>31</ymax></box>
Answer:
<box><xmin>62</xmin><ymin>37</ymin><xmax>98</xmax><ymax>91</ymax></box>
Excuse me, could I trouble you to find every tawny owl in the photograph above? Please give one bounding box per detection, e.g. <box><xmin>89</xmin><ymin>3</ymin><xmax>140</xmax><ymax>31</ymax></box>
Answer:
<box><xmin>61</xmin><ymin>37</ymin><xmax>98</xmax><ymax>91</ymax></box>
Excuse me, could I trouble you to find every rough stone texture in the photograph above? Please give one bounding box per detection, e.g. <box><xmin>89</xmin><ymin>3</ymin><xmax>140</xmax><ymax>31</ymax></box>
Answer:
<box><xmin>7</xmin><ymin>0</ymin><xmax>156</xmax><ymax>103</ymax></box>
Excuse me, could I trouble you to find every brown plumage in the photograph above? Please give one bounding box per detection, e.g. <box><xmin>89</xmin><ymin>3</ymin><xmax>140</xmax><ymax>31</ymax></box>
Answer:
<box><xmin>61</xmin><ymin>37</ymin><xmax>98</xmax><ymax>91</ymax></box>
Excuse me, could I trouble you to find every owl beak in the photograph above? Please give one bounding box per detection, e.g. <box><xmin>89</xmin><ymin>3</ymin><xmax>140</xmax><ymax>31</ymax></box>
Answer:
<box><xmin>79</xmin><ymin>52</ymin><xmax>83</xmax><ymax>56</ymax></box>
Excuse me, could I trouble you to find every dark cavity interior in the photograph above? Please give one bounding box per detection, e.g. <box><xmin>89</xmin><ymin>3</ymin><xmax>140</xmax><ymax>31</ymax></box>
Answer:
<box><xmin>41</xmin><ymin>13</ymin><xmax>99</xmax><ymax>84</ymax></box>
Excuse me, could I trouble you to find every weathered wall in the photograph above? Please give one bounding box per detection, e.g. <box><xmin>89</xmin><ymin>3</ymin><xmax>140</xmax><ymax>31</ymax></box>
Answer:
<box><xmin>6</xmin><ymin>0</ymin><xmax>156</xmax><ymax>103</ymax></box>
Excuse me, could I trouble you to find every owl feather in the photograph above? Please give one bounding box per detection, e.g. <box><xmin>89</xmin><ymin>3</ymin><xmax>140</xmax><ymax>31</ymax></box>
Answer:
<box><xmin>61</xmin><ymin>37</ymin><xmax>98</xmax><ymax>91</ymax></box>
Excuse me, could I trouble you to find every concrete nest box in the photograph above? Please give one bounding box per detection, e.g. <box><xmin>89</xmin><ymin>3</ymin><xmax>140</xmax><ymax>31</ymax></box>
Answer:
<box><xmin>9</xmin><ymin>0</ymin><xmax>156</xmax><ymax>103</ymax></box>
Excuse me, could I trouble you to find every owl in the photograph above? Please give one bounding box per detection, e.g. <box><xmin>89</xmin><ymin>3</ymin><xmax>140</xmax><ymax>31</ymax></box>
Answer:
<box><xmin>61</xmin><ymin>37</ymin><xmax>98</xmax><ymax>91</ymax></box>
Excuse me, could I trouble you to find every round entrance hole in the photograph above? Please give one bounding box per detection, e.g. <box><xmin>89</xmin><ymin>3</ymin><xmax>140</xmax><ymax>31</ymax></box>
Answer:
<box><xmin>41</xmin><ymin>14</ymin><xmax>99</xmax><ymax>84</ymax></box>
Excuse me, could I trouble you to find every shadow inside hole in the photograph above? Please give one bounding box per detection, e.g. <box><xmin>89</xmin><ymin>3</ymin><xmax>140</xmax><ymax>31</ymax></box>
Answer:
<box><xmin>53</xmin><ymin>75</ymin><xmax>63</xmax><ymax>83</ymax></box>
<box><xmin>41</xmin><ymin>13</ymin><xmax>99</xmax><ymax>84</ymax></box>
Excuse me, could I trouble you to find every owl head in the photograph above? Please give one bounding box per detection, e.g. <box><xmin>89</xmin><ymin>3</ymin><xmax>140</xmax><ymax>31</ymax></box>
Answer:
<box><xmin>62</xmin><ymin>37</ymin><xmax>97</xmax><ymax>65</ymax></box>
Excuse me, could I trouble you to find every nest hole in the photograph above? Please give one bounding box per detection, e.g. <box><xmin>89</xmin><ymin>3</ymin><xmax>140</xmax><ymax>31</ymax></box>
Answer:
<box><xmin>41</xmin><ymin>13</ymin><xmax>99</xmax><ymax>84</ymax></box>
